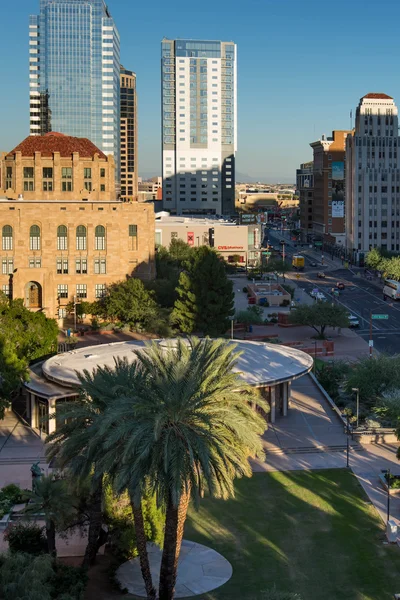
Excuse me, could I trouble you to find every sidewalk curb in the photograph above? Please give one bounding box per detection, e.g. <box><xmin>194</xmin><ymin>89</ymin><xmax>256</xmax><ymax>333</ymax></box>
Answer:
<box><xmin>308</xmin><ymin>372</ymin><xmax>347</xmax><ymax>429</ymax></box>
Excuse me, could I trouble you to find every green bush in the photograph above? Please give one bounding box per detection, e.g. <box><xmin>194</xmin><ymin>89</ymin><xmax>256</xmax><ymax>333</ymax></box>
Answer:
<box><xmin>5</xmin><ymin>522</ymin><xmax>47</xmax><ymax>555</ymax></box>
<box><xmin>50</xmin><ymin>561</ymin><xmax>87</xmax><ymax>599</ymax></box>
<box><xmin>280</xmin><ymin>299</ymin><xmax>290</xmax><ymax>307</ymax></box>
<box><xmin>243</xmin><ymin>287</ymin><xmax>248</xmax><ymax>293</ymax></box>
<box><xmin>235</xmin><ymin>310</ymin><xmax>263</xmax><ymax>325</ymax></box>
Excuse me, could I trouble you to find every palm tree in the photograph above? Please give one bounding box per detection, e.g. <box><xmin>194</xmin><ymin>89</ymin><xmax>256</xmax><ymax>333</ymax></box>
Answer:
<box><xmin>24</xmin><ymin>474</ymin><xmax>74</xmax><ymax>556</ymax></box>
<box><xmin>95</xmin><ymin>337</ymin><xmax>268</xmax><ymax>600</ymax></box>
<box><xmin>46</xmin><ymin>359</ymin><xmax>157</xmax><ymax>599</ymax></box>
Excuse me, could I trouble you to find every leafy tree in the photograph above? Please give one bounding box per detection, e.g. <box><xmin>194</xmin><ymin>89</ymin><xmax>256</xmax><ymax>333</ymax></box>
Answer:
<box><xmin>265</xmin><ymin>259</ymin><xmax>291</xmax><ymax>281</ymax></box>
<box><xmin>46</xmin><ymin>359</ymin><xmax>158</xmax><ymax>597</ymax></box>
<box><xmin>172</xmin><ymin>246</ymin><xmax>235</xmax><ymax>336</ymax></box>
<box><xmin>94</xmin><ymin>338</ymin><xmax>268</xmax><ymax>600</ymax></box>
<box><xmin>345</xmin><ymin>355</ymin><xmax>400</xmax><ymax>403</ymax></box>
<box><xmin>235</xmin><ymin>309</ymin><xmax>263</xmax><ymax>325</ymax></box>
<box><xmin>365</xmin><ymin>247</ymin><xmax>384</xmax><ymax>270</ymax></box>
<box><xmin>101</xmin><ymin>277</ymin><xmax>158</xmax><ymax>327</ymax></box>
<box><xmin>289</xmin><ymin>303</ymin><xmax>349</xmax><ymax>338</ymax></box>
<box><xmin>168</xmin><ymin>238</ymin><xmax>193</xmax><ymax>264</ymax></box>
<box><xmin>24</xmin><ymin>474</ymin><xmax>76</xmax><ymax>556</ymax></box>
<box><xmin>0</xmin><ymin>299</ymin><xmax>58</xmax><ymax>417</ymax></box>
<box><xmin>316</xmin><ymin>361</ymin><xmax>350</xmax><ymax>401</ymax></box>
<box><xmin>0</xmin><ymin>552</ymin><xmax>54</xmax><ymax>600</ymax></box>
<box><xmin>145</xmin><ymin>278</ymin><xmax>177</xmax><ymax>309</ymax></box>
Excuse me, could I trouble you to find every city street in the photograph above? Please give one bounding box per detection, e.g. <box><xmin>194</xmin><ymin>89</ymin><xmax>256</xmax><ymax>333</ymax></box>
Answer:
<box><xmin>265</xmin><ymin>227</ymin><xmax>400</xmax><ymax>355</ymax></box>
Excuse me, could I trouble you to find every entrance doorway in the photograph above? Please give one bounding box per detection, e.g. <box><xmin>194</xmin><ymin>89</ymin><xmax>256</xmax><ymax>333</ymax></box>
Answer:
<box><xmin>25</xmin><ymin>281</ymin><xmax>42</xmax><ymax>309</ymax></box>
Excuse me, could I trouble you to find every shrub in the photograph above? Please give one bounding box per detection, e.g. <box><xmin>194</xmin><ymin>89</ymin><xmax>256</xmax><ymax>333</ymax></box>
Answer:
<box><xmin>50</xmin><ymin>561</ymin><xmax>87</xmax><ymax>599</ymax></box>
<box><xmin>5</xmin><ymin>522</ymin><xmax>47</xmax><ymax>555</ymax></box>
<box><xmin>280</xmin><ymin>299</ymin><xmax>290</xmax><ymax>307</ymax></box>
<box><xmin>235</xmin><ymin>310</ymin><xmax>263</xmax><ymax>325</ymax></box>
<box><xmin>243</xmin><ymin>287</ymin><xmax>248</xmax><ymax>293</ymax></box>
<box><xmin>270</xmin><ymin>317</ymin><xmax>278</xmax><ymax>324</ymax></box>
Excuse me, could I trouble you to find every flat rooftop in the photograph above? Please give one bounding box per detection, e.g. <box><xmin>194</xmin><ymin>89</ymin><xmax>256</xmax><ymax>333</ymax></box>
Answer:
<box><xmin>38</xmin><ymin>339</ymin><xmax>313</xmax><ymax>394</ymax></box>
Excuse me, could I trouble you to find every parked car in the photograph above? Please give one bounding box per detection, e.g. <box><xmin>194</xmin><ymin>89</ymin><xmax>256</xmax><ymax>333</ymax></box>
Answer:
<box><xmin>317</xmin><ymin>271</ymin><xmax>326</xmax><ymax>279</ymax></box>
<box><xmin>347</xmin><ymin>314</ymin><xmax>359</xmax><ymax>328</ymax></box>
<box><xmin>315</xmin><ymin>292</ymin><xmax>327</xmax><ymax>301</ymax></box>
<box><xmin>310</xmin><ymin>261</ymin><xmax>317</xmax><ymax>267</ymax></box>
<box><xmin>336</xmin><ymin>281</ymin><xmax>345</xmax><ymax>290</ymax></box>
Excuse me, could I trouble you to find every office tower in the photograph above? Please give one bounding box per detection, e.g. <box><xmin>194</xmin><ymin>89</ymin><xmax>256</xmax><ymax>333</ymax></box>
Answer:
<box><xmin>296</xmin><ymin>161</ymin><xmax>314</xmax><ymax>242</ymax></box>
<box><xmin>310</xmin><ymin>130</ymin><xmax>350</xmax><ymax>248</ymax></box>
<box><xmin>346</xmin><ymin>93</ymin><xmax>400</xmax><ymax>261</ymax></box>
<box><xmin>161</xmin><ymin>39</ymin><xmax>237</xmax><ymax>216</ymax></box>
<box><xmin>120</xmin><ymin>66</ymin><xmax>138</xmax><ymax>201</ymax></box>
<box><xmin>29</xmin><ymin>0</ymin><xmax>120</xmax><ymax>181</ymax></box>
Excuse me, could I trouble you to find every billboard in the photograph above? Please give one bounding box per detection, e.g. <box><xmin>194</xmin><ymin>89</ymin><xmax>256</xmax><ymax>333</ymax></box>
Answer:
<box><xmin>332</xmin><ymin>201</ymin><xmax>344</xmax><ymax>218</ymax></box>
<box><xmin>331</xmin><ymin>161</ymin><xmax>344</xmax><ymax>218</ymax></box>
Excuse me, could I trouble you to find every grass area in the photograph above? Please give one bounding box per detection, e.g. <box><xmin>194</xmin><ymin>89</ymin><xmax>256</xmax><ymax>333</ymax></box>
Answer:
<box><xmin>184</xmin><ymin>469</ymin><xmax>400</xmax><ymax>600</ymax></box>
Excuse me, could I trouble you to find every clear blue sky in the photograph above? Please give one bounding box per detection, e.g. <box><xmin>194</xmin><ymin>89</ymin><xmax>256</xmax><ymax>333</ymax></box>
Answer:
<box><xmin>2</xmin><ymin>0</ymin><xmax>400</xmax><ymax>182</ymax></box>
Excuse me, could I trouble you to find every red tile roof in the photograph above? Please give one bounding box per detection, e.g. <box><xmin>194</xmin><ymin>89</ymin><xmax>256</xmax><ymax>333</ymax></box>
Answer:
<box><xmin>7</xmin><ymin>133</ymin><xmax>107</xmax><ymax>159</ymax></box>
<box><xmin>362</xmin><ymin>93</ymin><xmax>393</xmax><ymax>100</ymax></box>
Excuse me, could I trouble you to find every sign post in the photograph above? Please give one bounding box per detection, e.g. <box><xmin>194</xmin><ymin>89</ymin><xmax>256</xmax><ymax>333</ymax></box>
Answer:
<box><xmin>370</xmin><ymin>313</ymin><xmax>389</xmax><ymax>357</ymax></box>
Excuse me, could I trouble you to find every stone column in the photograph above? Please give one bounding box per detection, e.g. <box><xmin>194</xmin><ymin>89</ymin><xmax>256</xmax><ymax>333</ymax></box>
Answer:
<box><xmin>283</xmin><ymin>382</ymin><xmax>288</xmax><ymax>417</ymax></box>
<box><xmin>270</xmin><ymin>386</ymin><xmax>276</xmax><ymax>423</ymax></box>
<box><xmin>48</xmin><ymin>398</ymin><xmax>56</xmax><ymax>435</ymax></box>
<box><xmin>288</xmin><ymin>381</ymin><xmax>292</xmax><ymax>407</ymax></box>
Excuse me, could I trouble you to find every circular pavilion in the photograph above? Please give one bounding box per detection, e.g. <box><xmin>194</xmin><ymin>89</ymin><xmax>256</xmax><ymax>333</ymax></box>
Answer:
<box><xmin>23</xmin><ymin>339</ymin><xmax>313</xmax><ymax>435</ymax></box>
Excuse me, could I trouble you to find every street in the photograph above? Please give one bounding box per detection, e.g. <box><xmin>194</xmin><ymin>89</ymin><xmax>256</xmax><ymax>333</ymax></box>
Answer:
<box><xmin>265</xmin><ymin>227</ymin><xmax>400</xmax><ymax>355</ymax></box>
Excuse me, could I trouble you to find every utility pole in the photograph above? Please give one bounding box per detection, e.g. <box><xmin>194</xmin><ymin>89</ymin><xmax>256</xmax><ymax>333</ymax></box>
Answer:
<box><xmin>369</xmin><ymin>310</ymin><xmax>373</xmax><ymax>359</ymax></box>
<box><xmin>74</xmin><ymin>294</ymin><xmax>77</xmax><ymax>332</ymax></box>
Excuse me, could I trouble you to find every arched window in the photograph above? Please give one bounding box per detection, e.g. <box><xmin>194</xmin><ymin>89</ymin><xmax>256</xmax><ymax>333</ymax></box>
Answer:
<box><xmin>29</xmin><ymin>225</ymin><xmax>41</xmax><ymax>251</ymax></box>
<box><xmin>57</xmin><ymin>225</ymin><xmax>68</xmax><ymax>251</ymax></box>
<box><xmin>2</xmin><ymin>225</ymin><xmax>13</xmax><ymax>251</ymax></box>
<box><xmin>76</xmin><ymin>225</ymin><xmax>87</xmax><ymax>251</ymax></box>
<box><xmin>95</xmin><ymin>225</ymin><xmax>106</xmax><ymax>250</ymax></box>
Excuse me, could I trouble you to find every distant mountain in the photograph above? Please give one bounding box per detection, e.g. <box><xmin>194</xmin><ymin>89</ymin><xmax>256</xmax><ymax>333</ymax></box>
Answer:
<box><xmin>235</xmin><ymin>171</ymin><xmax>261</xmax><ymax>183</ymax></box>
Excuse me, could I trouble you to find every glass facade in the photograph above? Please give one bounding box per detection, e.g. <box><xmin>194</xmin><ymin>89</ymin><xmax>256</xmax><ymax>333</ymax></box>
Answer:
<box><xmin>30</xmin><ymin>0</ymin><xmax>120</xmax><ymax>181</ymax></box>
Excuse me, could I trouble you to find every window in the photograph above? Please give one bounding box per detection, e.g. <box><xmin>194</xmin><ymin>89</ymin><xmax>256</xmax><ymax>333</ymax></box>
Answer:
<box><xmin>76</xmin><ymin>225</ymin><xmax>87</xmax><ymax>250</ymax></box>
<box><xmin>2</xmin><ymin>225</ymin><xmax>12</xmax><ymax>251</ymax></box>
<box><xmin>100</xmin><ymin>168</ymin><xmax>105</xmax><ymax>178</ymax></box>
<box><xmin>100</xmin><ymin>184</ymin><xmax>105</xmax><ymax>192</ymax></box>
<box><xmin>29</xmin><ymin>225</ymin><xmax>40</xmax><ymax>250</ymax></box>
<box><xmin>43</xmin><ymin>181</ymin><xmax>53</xmax><ymax>191</ymax></box>
<box><xmin>56</xmin><ymin>258</ymin><xmax>68</xmax><ymax>274</ymax></box>
<box><xmin>94</xmin><ymin>258</ymin><xmax>106</xmax><ymax>274</ymax></box>
<box><xmin>75</xmin><ymin>258</ymin><xmax>88</xmax><ymax>274</ymax></box>
<box><xmin>76</xmin><ymin>284</ymin><xmax>87</xmax><ymax>299</ymax></box>
<box><xmin>62</xmin><ymin>167</ymin><xmax>72</xmax><ymax>179</ymax></box>
<box><xmin>57</xmin><ymin>284</ymin><xmax>68</xmax><ymax>299</ymax></box>
<box><xmin>62</xmin><ymin>167</ymin><xmax>73</xmax><ymax>192</ymax></box>
<box><xmin>94</xmin><ymin>225</ymin><xmax>106</xmax><ymax>251</ymax></box>
<box><xmin>57</xmin><ymin>225</ymin><xmax>68</xmax><ymax>250</ymax></box>
<box><xmin>29</xmin><ymin>257</ymin><xmax>41</xmax><ymax>268</ymax></box>
<box><xmin>2</xmin><ymin>284</ymin><xmax>10</xmax><ymax>298</ymax></box>
<box><xmin>84</xmin><ymin>168</ymin><xmax>92</xmax><ymax>179</ymax></box>
<box><xmin>23</xmin><ymin>166</ymin><xmax>34</xmax><ymax>191</ymax></box>
<box><xmin>129</xmin><ymin>224</ymin><xmax>138</xmax><ymax>250</ymax></box>
<box><xmin>5</xmin><ymin>167</ymin><xmax>12</xmax><ymax>189</ymax></box>
<box><xmin>84</xmin><ymin>181</ymin><xmax>92</xmax><ymax>192</ymax></box>
<box><xmin>62</xmin><ymin>181</ymin><xmax>72</xmax><ymax>192</ymax></box>
<box><xmin>95</xmin><ymin>284</ymin><xmax>106</xmax><ymax>298</ymax></box>
<box><xmin>24</xmin><ymin>167</ymin><xmax>34</xmax><ymax>178</ymax></box>
<box><xmin>2</xmin><ymin>258</ymin><xmax>13</xmax><ymax>275</ymax></box>
<box><xmin>43</xmin><ymin>167</ymin><xmax>53</xmax><ymax>179</ymax></box>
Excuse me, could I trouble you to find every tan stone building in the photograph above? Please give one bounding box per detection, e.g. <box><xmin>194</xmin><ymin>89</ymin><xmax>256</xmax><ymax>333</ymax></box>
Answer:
<box><xmin>1</xmin><ymin>132</ymin><xmax>116</xmax><ymax>201</ymax></box>
<box><xmin>0</xmin><ymin>134</ymin><xmax>155</xmax><ymax>321</ymax></box>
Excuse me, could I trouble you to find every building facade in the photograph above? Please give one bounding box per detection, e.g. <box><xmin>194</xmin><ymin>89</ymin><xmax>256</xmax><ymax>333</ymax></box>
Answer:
<box><xmin>155</xmin><ymin>215</ymin><xmax>261</xmax><ymax>266</ymax></box>
<box><xmin>29</xmin><ymin>0</ymin><xmax>121</xmax><ymax>180</ymax></box>
<box><xmin>120</xmin><ymin>66</ymin><xmax>138</xmax><ymax>201</ymax></box>
<box><xmin>346</xmin><ymin>93</ymin><xmax>400</xmax><ymax>259</ymax></box>
<box><xmin>296</xmin><ymin>161</ymin><xmax>313</xmax><ymax>241</ymax></box>
<box><xmin>0</xmin><ymin>134</ymin><xmax>155</xmax><ymax>320</ymax></box>
<box><xmin>310</xmin><ymin>130</ymin><xmax>350</xmax><ymax>246</ymax></box>
<box><xmin>161</xmin><ymin>39</ymin><xmax>237</xmax><ymax>216</ymax></box>
<box><xmin>1</xmin><ymin>133</ymin><xmax>115</xmax><ymax>201</ymax></box>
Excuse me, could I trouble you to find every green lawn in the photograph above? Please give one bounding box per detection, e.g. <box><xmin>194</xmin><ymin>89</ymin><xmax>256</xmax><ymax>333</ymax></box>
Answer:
<box><xmin>184</xmin><ymin>469</ymin><xmax>400</xmax><ymax>600</ymax></box>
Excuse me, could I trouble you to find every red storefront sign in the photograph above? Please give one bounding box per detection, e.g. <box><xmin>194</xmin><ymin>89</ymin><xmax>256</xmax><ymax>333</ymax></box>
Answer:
<box><xmin>187</xmin><ymin>232</ymin><xmax>194</xmax><ymax>246</ymax></box>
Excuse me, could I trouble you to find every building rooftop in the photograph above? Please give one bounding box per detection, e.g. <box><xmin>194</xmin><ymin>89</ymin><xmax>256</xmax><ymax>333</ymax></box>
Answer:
<box><xmin>362</xmin><ymin>93</ymin><xmax>393</xmax><ymax>100</ymax></box>
<box><xmin>155</xmin><ymin>213</ymin><xmax>237</xmax><ymax>226</ymax></box>
<box><xmin>38</xmin><ymin>339</ymin><xmax>313</xmax><ymax>393</ymax></box>
<box><xmin>7</xmin><ymin>133</ymin><xmax>107</xmax><ymax>159</ymax></box>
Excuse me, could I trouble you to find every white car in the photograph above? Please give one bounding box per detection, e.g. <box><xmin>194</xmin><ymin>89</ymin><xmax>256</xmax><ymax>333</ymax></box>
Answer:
<box><xmin>315</xmin><ymin>292</ymin><xmax>327</xmax><ymax>301</ymax></box>
<box><xmin>347</xmin><ymin>314</ymin><xmax>359</xmax><ymax>328</ymax></box>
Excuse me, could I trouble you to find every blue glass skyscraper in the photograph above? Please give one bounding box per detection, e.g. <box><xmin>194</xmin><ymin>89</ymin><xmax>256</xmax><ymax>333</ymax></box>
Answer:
<box><xmin>29</xmin><ymin>0</ymin><xmax>120</xmax><ymax>180</ymax></box>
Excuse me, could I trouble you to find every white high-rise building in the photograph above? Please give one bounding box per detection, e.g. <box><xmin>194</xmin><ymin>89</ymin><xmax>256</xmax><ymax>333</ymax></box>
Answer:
<box><xmin>346</xmin><ymin>93</ymin><xmax>400</xmax><ymax>259</ymax></box>
<box><xmin>161</xmin><ymin>39</ymin><xmax>237</xmax><ymax>216</ymax></box>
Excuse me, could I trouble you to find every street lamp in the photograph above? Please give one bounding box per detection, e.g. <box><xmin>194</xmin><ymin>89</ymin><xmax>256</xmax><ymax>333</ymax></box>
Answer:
<box><xmin>351</xmin><ymin>387</ymin><xmax>360</xmax><ymax>429</ymax></box>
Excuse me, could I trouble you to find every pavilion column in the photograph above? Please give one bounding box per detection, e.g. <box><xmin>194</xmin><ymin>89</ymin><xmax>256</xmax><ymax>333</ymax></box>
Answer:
<box><xmin>270</xmin><ymin>386</ymin><xmax>276</xmax><ymax>423</ymax></box>
<box><xmin>283</xmin><ymin>382</ymin><xmax>288</xmax><ymax>417</ymax></box>
<box><xmin>48</xmin><ymin>398</ymin><xmax>56</xmax><ymax>435</ymax></box>
<box><xmin>288</xmin><ymin>381</ymin><xmax>292</xmax><ymax>407</ymax></box>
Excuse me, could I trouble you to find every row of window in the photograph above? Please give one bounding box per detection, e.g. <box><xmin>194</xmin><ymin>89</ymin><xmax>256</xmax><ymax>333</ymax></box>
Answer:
<box><xmin>0</xmin><ymin>283</ymin><xmax>106</xmax><ymax>301</ymax></box>
<box><xmin>1</xmin><ymin>257</ymin><xmax>107</xmax><ymax>275</ymax></box>
<box><xmin>1</xmin><ymin>224</ymin><xmax>138</xmax><ymax>252</ymax></box>
<box><xmin>13</xmin><ymin>167</ymin><xmax>106</xmax><ymax>179</ymax></box>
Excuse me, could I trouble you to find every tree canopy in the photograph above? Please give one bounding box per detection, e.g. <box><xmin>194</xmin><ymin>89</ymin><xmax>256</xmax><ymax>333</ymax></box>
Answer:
<box><xmin>171</xmin><ymin>246</ymin><xmax>235</xmax><ymax>336</ymax></box>
<box><xmin>289</xmin><ymin>303</ymin><xmax>349</xmax><ymax>338</ymax></box>
<box><xmin>0</xmin><ymin>298</ymin><xmax>58</xmax><ymax>417</ymax></box>
<box><xmin>99</xmin><ymin>277</ymin><xmax>158</xmax><ymax>327</ymax></box>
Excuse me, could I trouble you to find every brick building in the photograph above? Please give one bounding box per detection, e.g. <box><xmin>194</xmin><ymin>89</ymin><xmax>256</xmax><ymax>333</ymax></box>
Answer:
<box><xmin>0</xmin><ymin>134</ymin><xmax>155</xmax><ymax>321</ymax></box>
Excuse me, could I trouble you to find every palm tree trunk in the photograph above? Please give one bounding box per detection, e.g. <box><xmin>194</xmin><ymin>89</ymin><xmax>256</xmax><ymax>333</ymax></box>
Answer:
<box><xmin>46</xmin><ymin>519</ymin><xmax>56</xmax><ymax>557</ymax></box>
<box><xmin>82</xmin><ymin>476</ymin><xmax>103</xmax><ymax>568</ymax></box>
<box><xmin>159</xmin><ymin>488</ymin><xmax>191</xmax><ymax>600</ymax></box>
<box><xmin>130</xmin><ymin>499</ymin><xmax>157</xmax><ymax>600</ymax></box>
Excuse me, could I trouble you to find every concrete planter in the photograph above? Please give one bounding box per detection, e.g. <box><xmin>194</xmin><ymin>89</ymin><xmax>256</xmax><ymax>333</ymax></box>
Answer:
<box><xmin>378</xmin><ymin>473</ymin><xmax>400</xmax><ymax>495</ymax></box>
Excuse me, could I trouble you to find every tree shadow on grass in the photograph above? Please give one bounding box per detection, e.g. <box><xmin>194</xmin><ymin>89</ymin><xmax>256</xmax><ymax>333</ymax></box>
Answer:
<box><xmin>184</xmin><ymin>469</ymin><xmax>400</xmax><ymax>600</ymax></box>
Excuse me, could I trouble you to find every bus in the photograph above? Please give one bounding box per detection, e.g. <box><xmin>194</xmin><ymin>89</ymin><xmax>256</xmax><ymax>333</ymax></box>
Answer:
<box><xmin>292</xmin><ymin>255</ymin><xmax>305</xmax><ymax>270</ymax></box>
<box><xmin>383</xmin><ymin>279</ymin><xmax>400</xmax><ymax>300</ymax></box>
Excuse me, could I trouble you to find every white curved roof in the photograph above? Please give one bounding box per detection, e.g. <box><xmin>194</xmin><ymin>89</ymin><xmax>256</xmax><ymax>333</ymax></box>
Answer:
<box><xmin>40</xmin><ymin>339</ymin><xmax>313</xmax><ymax>390</ymax></box>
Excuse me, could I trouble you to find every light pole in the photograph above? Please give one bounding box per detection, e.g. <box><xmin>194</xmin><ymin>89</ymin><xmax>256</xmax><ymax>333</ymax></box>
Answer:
<box><xmin>351</xmin><ymin>387</ymin><xmax>360</xmax><ymax>429</ymax></box>
<box><xmin>73</xmin><ymin>294</ymin><xmax>77</xmax><ymax>332</ymax></box>
<box><xmin>387</xmin><ymin>468</ymin><xmax>391</xmax><ymax>523</ymax></box>
<box><xmin>346</xmin><ymin>414</ymin><xmax>350</xmax><ymax>468</ymax></box>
